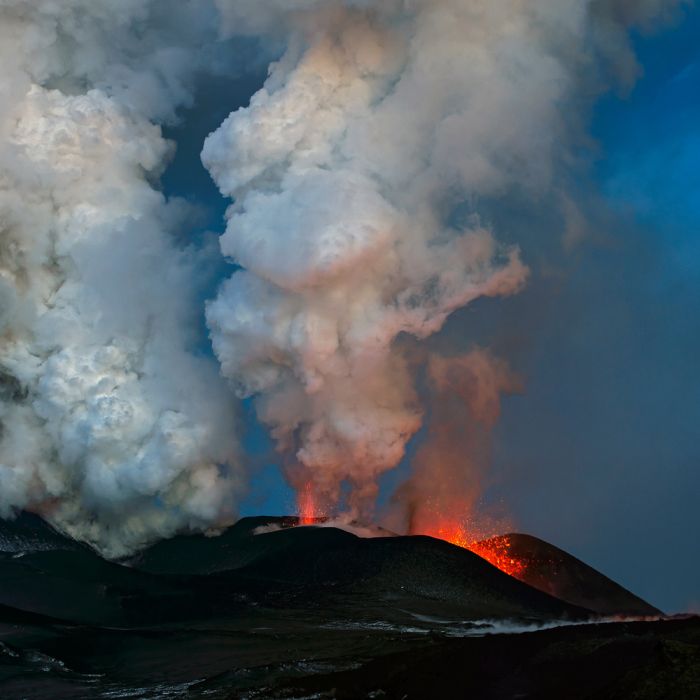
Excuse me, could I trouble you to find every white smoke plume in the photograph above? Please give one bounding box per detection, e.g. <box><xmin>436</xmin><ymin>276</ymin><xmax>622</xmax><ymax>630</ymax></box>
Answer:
<box><xmin>0</xmin><ymin>0</ymin><xmax>687</xmax><ymax>552</ymax></box>
<box><xmin>0</xmin><ymin>1</ymin><xmax>242</xmax><ymax>556</ymax></box>
<box><xmin>203</xmin><ymin>0</ymin><xmax>685</xmax><ymax>515</ymax></box>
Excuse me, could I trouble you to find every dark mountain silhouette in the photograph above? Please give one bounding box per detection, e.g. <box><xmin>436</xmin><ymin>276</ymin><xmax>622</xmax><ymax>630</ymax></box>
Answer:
<box><xmin>134</xmin><ymin>517</ymin><xmax>587</xmax><ymax>620</ymax></box>
<box><xmin>128</xmin><ymin>515</ymin><xmax>300</xmax><ymax>575</ymax></box>
<box><xmin>0</xmin><ymin>513</ymin><xmax>694</xmax><ymax>699</ymax></box>
<box><xmin>477</xmin><ymin>533</ymin><xmax>661</xmax><ymax>616</ymax></box>
<box><xmin>266</xmin><ymin>616</ymin><xmax>700</xmax><ymax>700</ymax></box>
<box><xmin>0</xmin><ymin>512</ymin><xmax>86</xmax><ymax>554</ymax></box>
<box><xmin>1</xmin><ymin>515</ymin><xmax>584</xmax><ymax>627</ymax></box>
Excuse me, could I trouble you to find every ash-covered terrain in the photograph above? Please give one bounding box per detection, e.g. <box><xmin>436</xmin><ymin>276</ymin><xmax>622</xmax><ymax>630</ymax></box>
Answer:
<box><xmin>0</xmin><ymin>514</ymin><xmax>697</xmax><ymax>699</ymax></box>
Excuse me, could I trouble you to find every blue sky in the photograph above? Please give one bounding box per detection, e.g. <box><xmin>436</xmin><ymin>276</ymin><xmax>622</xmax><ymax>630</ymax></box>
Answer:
<box><xmin>597</xmin><ymin>11</ymin><xmax>700</xmax><ymax>253</ymax></box>
<box><xmin>161</xmin><ymin>6</ymin><xmax>700</xmax><ymax>612</ymax></box>
<box><xmin>494</xmin><ymin>9</ymin><xmax>700</xmax><ymax>612</ymax></box>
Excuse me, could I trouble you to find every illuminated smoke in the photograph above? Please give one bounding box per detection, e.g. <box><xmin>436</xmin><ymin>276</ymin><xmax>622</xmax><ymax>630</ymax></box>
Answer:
<box><xmin>396</xmin><ymin>350</ymin><xmax>523</xmax><ymax>538</ymax></box>
<box><xmin>0</xmin><ymin>1</ymin><xmax>686</xmax><ymax>552</ymax></box>
<box><xmin>204</xmin><ymin>0</ymin><xmax>683</xmax><ymax>516</ymax></box>
<box><xmin>0</xmin><ymin>1</ymin><xmax>241</xmax><ymax>556</ymax></box>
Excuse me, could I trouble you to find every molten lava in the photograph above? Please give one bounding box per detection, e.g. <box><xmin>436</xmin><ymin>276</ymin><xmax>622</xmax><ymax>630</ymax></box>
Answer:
<box><xmin>297</xmin><ymin>482</ymin><xmax>324</xmax><ymax>525</ymax></box>
<box><xmin>294</xmin><ymin>485</ymin><xmax>525</xmax><ymax>578</ymax></box>
<box><xmin>426</xmin><ymin>524</ymin><xmax>527</xmax><ymax>578</ymax></box>
<box><xmin>469</xmin><ymin>536</ymin><xmax>527</xmax><ymax>578</ymax></box>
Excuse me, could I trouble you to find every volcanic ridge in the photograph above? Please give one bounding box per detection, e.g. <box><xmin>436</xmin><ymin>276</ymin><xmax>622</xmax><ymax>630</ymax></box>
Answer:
<box><xmin>0</xmin><ymin>513</ymin><xmax>697</xmax><ymax>699</ymax></box>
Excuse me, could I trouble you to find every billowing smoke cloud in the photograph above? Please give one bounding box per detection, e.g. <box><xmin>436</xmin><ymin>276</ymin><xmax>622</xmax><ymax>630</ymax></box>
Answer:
<box><xmin>0</xmin><ymin>0</ymin><xmax>687</xmax><ymax>553</ymax></box>
<box><xmin>0</xmin><ymin>1</ymin><xmax>242</xmax><ymax>556</ymax></box>
<box><xmin>203</xmin><ymin>0</ymin><xmax>685</xmax><ymax>517</ymax></box>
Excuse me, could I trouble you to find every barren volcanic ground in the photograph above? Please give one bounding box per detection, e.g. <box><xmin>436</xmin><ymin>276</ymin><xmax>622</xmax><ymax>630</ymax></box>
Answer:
<box><xmin>0</xmin><ymin>514</ymin><xmax>698</xmax><ymax>699</ymax></box>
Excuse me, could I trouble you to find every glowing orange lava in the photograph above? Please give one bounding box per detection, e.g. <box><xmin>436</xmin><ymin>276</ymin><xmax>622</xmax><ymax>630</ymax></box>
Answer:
<box><xmin>468</xmin><ymin>536</ymin><xmax>527</xmax><ymax>578</ymax></box>
<box><xmin>426</xmin><ymin>524</ymin><xmax>527</xmax><ymax>578</ymax></box>
<box><xmin>297</xmin><ymin>482</ymin><xmax>324</xmax><ymax>525</ymax></box>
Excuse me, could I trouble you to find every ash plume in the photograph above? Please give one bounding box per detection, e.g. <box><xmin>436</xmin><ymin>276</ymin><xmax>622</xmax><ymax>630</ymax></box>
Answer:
<box><xmin>0</xmin><ymin>0</ymin><xmax>688</xmax><ymax>554</ymax></box>
<box><xmin>204</xmin><ymin>0</ymin><xmax>685</xmax><ymax>518</ymax></box>
<box><xmin>395</xmin><ymin>350</ymin><xmax>523</xmax><ymax>538</ymax></box>
<box><xmin>0</xmin><ymin>1</ymin><xmax>241</xmax><ymax>556</ymax></box>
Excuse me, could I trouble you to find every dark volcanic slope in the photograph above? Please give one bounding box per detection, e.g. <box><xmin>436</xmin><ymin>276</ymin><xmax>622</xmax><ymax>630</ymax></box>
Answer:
<box><xmin>0</xmin><ymin>547</ymin><xmax>205</xmax><ymax>626</ymax></box>
<box><xmin>0</xmin><ymin>514</ymin><xmax>689</xmax><ymax>700</ymax></box>
<box><xmin>134</xmin><ymin>516</ymin><xmax>587</xmax><ymax>621</ymax></box>
<box><xmin>0</xmin><ymin>512</ymin><xmax>86</xmax><ymax>554</ymax></box>
<box><xmin>477</xmin><ymin>533</ymin><xmax>661</xmax><ymax>616</ymax></box>
<box><xmin>269</xmin><ymin>616</ymin><xmax>700</xmax><ymax>700</ymax></box>
<box><xmin>0</xmin><ymin>514</ymin><xmax>219</xmax><ymax>626</ymax></box>
<box><xmin>0</xmin><ymin>515</ymin><xmax>586</xmax><ymax>629</ymax></box>
<box><xmin>129</xmin><ymin>515</ymin><xmax>300</xmax><ymax>575</ymax></box>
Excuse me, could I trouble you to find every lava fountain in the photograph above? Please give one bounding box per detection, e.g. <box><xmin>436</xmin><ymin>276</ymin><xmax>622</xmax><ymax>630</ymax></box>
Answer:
<box><xmin>297</xmin><ymin>482</ymin><xmax>325</xmax><ymax>525</ymax></box>
<box><xmin>294</xmin><ymin>489</ymin><xmax>526</xmax><ymax>578</ymax></box>
<box><xmin>419</xmin><ymin>522</ymin><xmax>527</xmax><ymax>579</ymax></box>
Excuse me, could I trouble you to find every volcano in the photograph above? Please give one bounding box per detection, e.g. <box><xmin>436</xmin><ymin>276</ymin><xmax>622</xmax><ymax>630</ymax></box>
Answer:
<box><xmin>131</xmin><ymin>516</ymin><xmax>585</xmax><ymax>621</ymax></box>
<box><xmin>476</xmin><ymin>533</ymin><xmax>662</xmax><ymax>617</ymax></box>
<box><xmin>0</xmin><ymin>514</ymin><xmax>696</xmax><ymax>699</ymax></box>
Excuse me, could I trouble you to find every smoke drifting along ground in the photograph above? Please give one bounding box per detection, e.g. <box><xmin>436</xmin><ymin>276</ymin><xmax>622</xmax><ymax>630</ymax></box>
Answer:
<box><xmin>0</xmin><ymin>0</ymin><xmax>687</xmax><ymax>553</ymax></box>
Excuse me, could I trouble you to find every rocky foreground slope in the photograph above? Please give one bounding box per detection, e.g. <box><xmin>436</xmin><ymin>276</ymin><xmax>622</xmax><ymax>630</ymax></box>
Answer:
<box><xmin>0</xmin><ymin>514</ymin><xmax>696</xmax><ymax>699</ymax></box>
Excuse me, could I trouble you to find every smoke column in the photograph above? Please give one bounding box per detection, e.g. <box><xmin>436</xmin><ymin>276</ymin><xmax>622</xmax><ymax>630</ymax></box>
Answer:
<box><xmin>204</xmin><ymin>0</ymin><xmax>685</xmax><ymax>519</ymax></box>
<box><xmin>0</xmin><ymin>1</ymin><xmax>242</xmax><ymax>556</ymax></box>
<box><xmin>0</xmin><ymin>1</ymin><xmax>686</xmax><ymax>553</ymax></box>
<box><xmin>394</xmin><ymin>350</ymin><xmax>523</xmax><ymax>537</ymax></box>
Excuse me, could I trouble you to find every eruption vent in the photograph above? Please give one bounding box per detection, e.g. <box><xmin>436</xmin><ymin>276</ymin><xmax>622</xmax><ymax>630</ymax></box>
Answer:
<box><xmin>297</xmin><ymin>482</ymin><xmax>326</xmax><ymax>525</ymax></box>
<box><xmin>430</xmin><ymin>524</ymin><xmax>528</xmax><ymax>579</ymax></box>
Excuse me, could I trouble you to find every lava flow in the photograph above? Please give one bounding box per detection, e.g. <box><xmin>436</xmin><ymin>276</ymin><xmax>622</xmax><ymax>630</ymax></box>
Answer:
<box><xmin>428</xmin><ymin>524</ymin><xmax>527</xmax><ymax>578</ymax></box>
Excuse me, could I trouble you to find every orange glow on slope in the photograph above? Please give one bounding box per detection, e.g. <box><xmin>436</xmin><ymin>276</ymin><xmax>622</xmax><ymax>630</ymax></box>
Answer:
<box><xmin>425</xmin><ymin>523</ymin><xmax>527</xmax><ymax>578</ymax></box>
<box><xmin>297</xmin><ymin>482</ymin><xmax>324</xmax><ymax>525</ymax></box>
<box><xmin>468</xmin><ymin>536</ymin><xmax>527</xmax><ymax>578</ymax></box>
<box><xmin>293</xmin><ymin>483</ymin><xmax>525</xmax><ymax>577</ymax></box>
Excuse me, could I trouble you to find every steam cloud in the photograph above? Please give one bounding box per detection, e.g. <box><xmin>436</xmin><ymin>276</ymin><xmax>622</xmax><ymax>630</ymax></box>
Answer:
<box><xmin>0</xmin><ymin>0</ymin><xmax>686</xmax><ymax>552</ymax></box>
<box><xmin>204</xmin><ymin>0</ymin><xmax>684</xmax><ymax>518</ymax></box>
<box><xmin>0</xmin><ymin>1</ymin><xmax>240</xmax><ymax>556</ymax></box>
